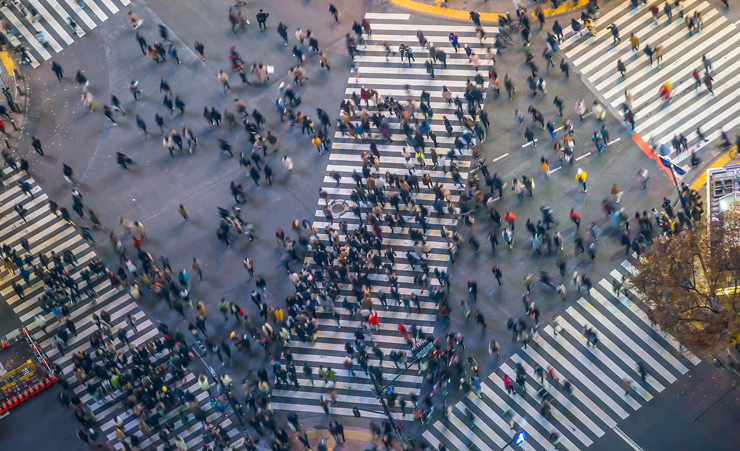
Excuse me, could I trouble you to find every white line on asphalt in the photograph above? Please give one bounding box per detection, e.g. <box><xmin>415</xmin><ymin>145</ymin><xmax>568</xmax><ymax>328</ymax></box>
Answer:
<box><xmin>364</xmin><ymin>13</ymin><xmax>410</xmax><ymax>20</ymax></box>
<box><xmin>575</xmin><ymin>151</ymin><xmax>592</xmax><ymax>161</ymax></box>
<box><xmin>493</xmin><ymin>153</ymin><xmax>509</xmax><ymax>162</ymax></box>
<box><xmin>613</xmin><ymin>426</ymin><xmax>645</xmax><ymax>451</ymax></box>
<box><xmin>522</xmin><ymin>139</ymin><xmax>537</xmax><ymax>148</ymax></box>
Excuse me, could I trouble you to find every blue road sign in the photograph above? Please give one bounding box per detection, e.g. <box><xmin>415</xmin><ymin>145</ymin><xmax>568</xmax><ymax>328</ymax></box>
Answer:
<box><xmin>514</xmin><ymin>431</ymin><xmax>527</xmax><ymax>445</ymax></box>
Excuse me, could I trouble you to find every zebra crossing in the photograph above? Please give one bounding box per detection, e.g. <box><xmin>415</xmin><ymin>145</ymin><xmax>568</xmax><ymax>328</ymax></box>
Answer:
<box><xmin>559</xmin><ymin>0</ymin><xmax>740</xmax><ymax>170</ymax></box>
<box><xmin>0</xmin><ymin>167</ymin><xmax>242</xmax><ymax>449</ymax></box>
<box><xmin>1</xmin><ymin>0</ymin><xmax>131</xmax><ymax>68</ymax></box>
<box><xmin>270</xmin><ymin>14</ymin><xmax>494</xmax><ymax>418</ymax></box>
<box><xmin>423</xmin><ymin>255</ymin><xmax>701</xmax><ymax>451</ymax></box>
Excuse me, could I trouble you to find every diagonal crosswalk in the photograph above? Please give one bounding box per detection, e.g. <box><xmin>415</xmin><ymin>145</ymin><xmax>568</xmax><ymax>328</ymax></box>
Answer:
<box><xmin>1</xmin><ymin>0</ymin><xmax>131</xmax><ymax>68</ymax></box>
<box><xmin>270</xmin><ymin>13</ymin><xmax>495</xmax><ymax>418</ymax></box>
<box><xmin>559</xmin><ymin>0</ymin><xmax>740</xmax><ymax>170</ymax></box>
<box><xmin>423</xmin><ymin>255</ymin><xmax>700</xmax><ymax>451</ymax></box>
<box><xmin>0</xmin><ymin>167</ymin><xmax>242</xmax><ymax>449</ymax></box>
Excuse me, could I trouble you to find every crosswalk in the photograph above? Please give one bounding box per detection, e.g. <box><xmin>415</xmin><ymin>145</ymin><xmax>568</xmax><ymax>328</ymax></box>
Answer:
<box><xmin>559</xmin><ymin>0</ymin><xmax>740</xmax><ymax>170</ymax></box>
<box><xmin>0</xmin><ymin>167</ymin><xmax>242</xmax><ymax>449</ymax></box>
<box><xmin>270</xmin><ymin>14</ymin><xmax>495</xmax><ymax>418</ymax></box>
<box><xmin>423</xmin><ymin>255</ymin><xmax>701</xmax><ymax>451</ymax></box>
<box><xmin>1</xmin><ymin>0</ymin><xmax>131</xmax><ymax>68</ymax></box>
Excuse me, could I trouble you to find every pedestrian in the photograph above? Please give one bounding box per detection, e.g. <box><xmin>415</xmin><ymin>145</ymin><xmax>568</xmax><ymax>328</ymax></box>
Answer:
<box><xmin>593</xmin><ymin>131</ymin><xmax>604</xmax><ymax>152</ymax></box>
<box><xmin>489</xmin><ymin>339</ymin><xmax>500</xmax><ymax>356</ymax></box>
<box><xmin>630</xmin><ymin>32</ymin><xmax>639</xmax><ymax>51</ymax></box>
<box><xmin>282</xmin><ymin>156</ymin><xmax>294</xmax><ymax>174</ymax></box>
<box><xmin>575</xmin><ymin>99</ymin><xmax>585</xmax><ymax>121</ymax></box>
<box><xmin>63</xmin><ymin>163</ymin><xmax>76</xmax><ymax>185</ymax></box>
<box><xmin>329</xmin><ymin>3</ymin><xmax>340</xmax><ymax>22</ymax></box>
<box><xmin>75</xmin><ymin>70</ymin><xmax>88</xmax><ymax>92</ymax></box>
<box><xmin>637</xmin><ymin>362</ymin><xmax>648</xmax><ymax>381</ymax></box>
<box><xmin>192</xmin><ymin>258</ymin><xmax>203</xmax><ymax>280</ymax></box>
<box><xmin>103</xmin><ymin>105</ymin><xmax>117</xmax><ymax>124</ymax></box>
<box><xmin>575</xmin><ymin>168</ymin><xmax>587</xmax><ymax>192</ymax></box>
<box><xmin>553</xmin><ymin>96</ymin><xmax>564</xmax><ymax>116</ymax></box>
<box><xmin>611</xmin><ymin>184</ymin><xmax>623</xmax><ymax>203</ymax></box>
<box><xmin>637</xmin><ymin>168</ymin><xmax>649</xmax><ymax>190</ymax></box>
<box><xmin>256</xmin><ymin>9</ymin><xmax>269</xmax><ymax>30</ymax></box>
<box><xmin>31</xmin><ymin>136</ymin><xmax>44</xmax><ymax>155</ymax></box>
<box><xmin>178</xmin><ymin>204</ymin><xmax>189</xmax><ymax>220</ymax></box>
<box><xmin>617</xmin><ymin>59</ymin><xmax>626</xmax><ymax>77</ymax></box>
<box><xmin>219</xmin><ymin>139</ymin><xmax>233</xmax><ymax>157</ymax></box>
<box><xmin>569</xmin><ymin>208</ymin><xmax>581</xmax><ymax>230</ymax></box>
<box><xmin>704</xmin><ymin>72</ymin><xmax>714</xmax><ymax>94</ymax></box>
<box><xmin>51</xmin><ymin>61</ymin><xmax>64</xmax><ymax>82</ymax></box>
<box><xmin>644</xmin><ymin>43</ymin><xmax>654</xmax><ymax>65</ymax></box>
<box><xmin>655</xmin><ymin>44</ymin><xmax>664</xmax><ymax>67</ymax></box>
<box><xmin>195</xmin><ymin>41</ymin><xmax>206</xmax><ymax>60</ymax></box>
<box><xmin>524</xmin><ymin>127</ymin><xmax>536</xmax><ymax>147</ymax></box>
<box><xmin>492</xmin><ymin>265</ymin><xmax>502</xmax><ymax>285</ymax></box>
<box><xmin>218</xmin><ymin>70</ymin><xmax>230</xmax><ymax>93</ymax></box>
<box><xmin>264</xmin><ymin>164</ymin><xmax>274</xmax><ymax>185</ymax></box>
<box><xmin>449</xmin><ymin>32</ymin><xmax>459</xmax><ymax>52</ymax></box>
<box><xmin>475</xmin><ymin>310</ymin><xmax>487</xmax><ymax>329</ymax></box>
<box><xmin>111</xmin><ymin>95</ymin><xmax>125</xmax><ymax>115</ymax></box>
<box><xmin>502</xmin><ymin>375</ymin><xmax>515</xmax><ymax>395</ymax></box>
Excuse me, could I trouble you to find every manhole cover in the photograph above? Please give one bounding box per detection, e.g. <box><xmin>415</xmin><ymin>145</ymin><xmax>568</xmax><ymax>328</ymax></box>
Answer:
<box><xmin>330</xmin><ymin>200</ymin><xmax>349</xmax><ymax>215</ymax></box>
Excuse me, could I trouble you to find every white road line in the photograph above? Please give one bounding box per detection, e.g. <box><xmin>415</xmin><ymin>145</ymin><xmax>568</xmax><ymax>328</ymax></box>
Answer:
<box><xmin>27</xmin><ymin>0</ymin><xmax>75</xmax><ymax>44</ymax></box>
<box><xmin>613</xmin><ymin>426</ymin><xmax>645</xmax><ymax>451</ymax></box>
<box><xmin>364</xmin><ymin>13</ymin><xmax>410</xmax><ymax>20</ymax></box>
<box><xmin>575</xmin><ymin>151</ymin><xmax>592</xmax><ymax>161</ymax></box>
<box><xmin>60</xmin><ymin>0</ymin><xmax>97</xmax><ymax>30</ymax></box>
<box><xmin>587</xmin><ymin>291</ymin><xmax>689</xmax><ymax>374</ymax></box>
<box><xmin>98</xmin><ymin>0</ymin><xmax>119</xmax><ymax>14</ymax></box>
<box><xmin>1</xmin><ymin>6</ymin><xmax>52</xmax><ymax>60</ymax></box>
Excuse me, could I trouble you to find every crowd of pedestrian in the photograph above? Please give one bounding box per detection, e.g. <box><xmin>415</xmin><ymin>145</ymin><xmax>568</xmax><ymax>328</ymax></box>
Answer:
<box><xmin>1</xmin><ymin>1</ymin><xmax>715</xmax><ymax>451</ymax></box>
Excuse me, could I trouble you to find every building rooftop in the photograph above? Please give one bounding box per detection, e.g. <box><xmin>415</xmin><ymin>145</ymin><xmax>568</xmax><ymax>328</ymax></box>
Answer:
<box><xmin>707</xmin><ymin>164</ymin><xmax>740</xmax><ymax>219</ymax></box>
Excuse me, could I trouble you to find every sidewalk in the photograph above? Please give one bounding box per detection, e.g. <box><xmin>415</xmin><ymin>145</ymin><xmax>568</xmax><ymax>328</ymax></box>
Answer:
<box><xmin>387</xmin><ymin>0</ymin><xmax>590</xmax><ymax>22</ymax></box>
<box><xmin>288</xmin><ymin>426</ymin><xmax>403</xmax><ymax>450</ymax></box>
<box><xmin>0</xmin><ymin>48</ymin><xmax>29</xmax><ymax>144</ymax></box>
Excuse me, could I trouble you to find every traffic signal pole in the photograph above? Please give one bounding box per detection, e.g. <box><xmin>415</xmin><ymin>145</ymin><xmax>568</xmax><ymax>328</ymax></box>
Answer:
<box><xmin>366</xmin><ymin>338</ymin><xmax>435</xmax><ymax>448</ymax></box>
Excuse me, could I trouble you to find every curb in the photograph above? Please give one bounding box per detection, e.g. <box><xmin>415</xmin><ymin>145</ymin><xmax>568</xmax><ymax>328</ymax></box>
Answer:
<box><xmin>288</xmin><ymin>426</ymin><xmax>404</xmax><ymax>450</ymax></box>
<box><xmin>0</xmin><ymin>49</ymin><xmax>29</xmax><ymax>146</ymax></box>
<box><xmin>387</xmin><ymin>0</ymin><xmax>589</xmax><ymax>23</ymax></box>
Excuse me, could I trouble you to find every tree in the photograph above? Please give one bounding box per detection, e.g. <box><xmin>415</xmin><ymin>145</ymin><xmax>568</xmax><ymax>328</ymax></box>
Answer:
<box><xmin>628</xmin><ymin>208</ymin><xmax>740</xmax><ymax>356</ymax></box>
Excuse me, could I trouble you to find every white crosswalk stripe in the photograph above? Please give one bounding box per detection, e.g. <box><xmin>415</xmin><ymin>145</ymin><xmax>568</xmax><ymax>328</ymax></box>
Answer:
<box><xmin>0</xmin><ymin>0</ymin><xmax>130</xmax><ymax>68</ymax></box>
<box><xmin>0</xmin><ymin>167</ymin><xmax>243</xmax><ymax>449</ymax></box>
<box><xmin>558</xmin><ymin>0</ymin><xmax>740</xmax><ymax>171</ymax></box>
<box><xmin>423</xmin><ymin>256</ymin><xmax>700</xmax><ymax>451</ymax></box>
<box><xmin>270</xmin><ymin>14</ymin><xmax>496</xmax><ymax>418</ymax></box>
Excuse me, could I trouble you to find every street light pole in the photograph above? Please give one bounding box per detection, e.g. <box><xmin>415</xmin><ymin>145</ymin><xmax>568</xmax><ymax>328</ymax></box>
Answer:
<box><xmin>369</xmin><ymin>370</ymin><xmax>407</xmax><ymax>448</ymax></box>
<box><xmin>190</xmin><ymin>340</ymin><xmax>249</xmax><ymax>434</ymax></box>
<box><xmin>366</xmin><ymin>339</ymin><xmax>434</xmax><ymax>449</ymax></box>
<box><xmin>659</xmin><ymin>155</ymin><xmax>684</xmax><ymax>200</ymax></box>
<box><xmin>501</xmin><ymin>431</ymin><xmax>528</xmax><ymax>451</ymax></box>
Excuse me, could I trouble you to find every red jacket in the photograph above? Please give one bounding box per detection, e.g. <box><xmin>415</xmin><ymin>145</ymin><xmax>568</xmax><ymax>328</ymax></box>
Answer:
<box><xmin>398</xmin><ymin>323</ymin><xmax>407</xmax><ymax>335</ymax></box>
